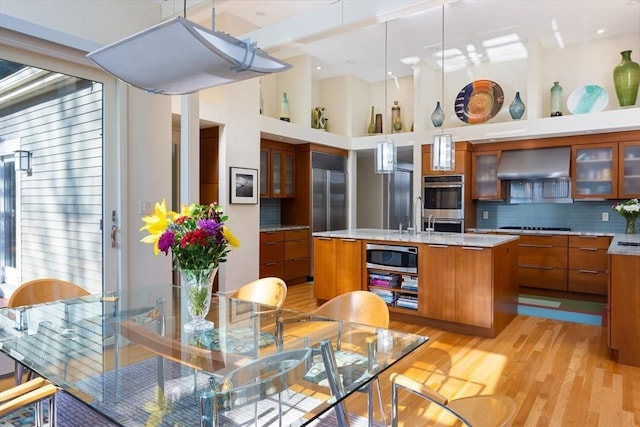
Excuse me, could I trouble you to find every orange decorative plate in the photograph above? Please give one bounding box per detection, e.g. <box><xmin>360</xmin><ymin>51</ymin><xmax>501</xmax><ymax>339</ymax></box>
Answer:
<box><xmin>454</xmin><ymin>80</ymin><xmax>504</xmax><ymax>124</ymax></box>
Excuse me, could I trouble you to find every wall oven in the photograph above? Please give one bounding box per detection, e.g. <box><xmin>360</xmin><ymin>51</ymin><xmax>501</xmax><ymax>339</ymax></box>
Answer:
<box><xmin>366</xmin><ymin>243</ymin><xmax>418</xmax><ymax>274</ymax></box>
<box><xmin>423</xmin><ymin>174</ymin><xmax>464</xmax><ymax>233</ymax></box>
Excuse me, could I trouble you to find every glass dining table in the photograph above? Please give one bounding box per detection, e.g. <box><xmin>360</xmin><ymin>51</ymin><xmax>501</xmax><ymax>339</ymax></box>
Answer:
<box><xmin>0</xmin><ymin>286</ymin><xmax>428</xmax><ymax>426</ymax></box>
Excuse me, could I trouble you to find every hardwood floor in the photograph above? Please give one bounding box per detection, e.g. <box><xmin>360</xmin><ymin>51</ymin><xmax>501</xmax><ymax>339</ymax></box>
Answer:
<box><xmin>1</xmin><ymin>284</ymin><xmax>638</xmax><ymax>426</ymax></box>
<box><xmin>285</xmin><ymin>282</ymin><xmax>640</xmax><ymax>426</ymax></box>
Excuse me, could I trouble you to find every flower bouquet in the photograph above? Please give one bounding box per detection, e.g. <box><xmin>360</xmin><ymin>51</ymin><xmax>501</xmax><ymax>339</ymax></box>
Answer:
<box><xmin>140</xmin><ymin>199</ymin><xmax>240</xmax><ymax>330</ymax></box>
<box><xmin>612</xmin><ymin>198</ymin><xmax>640</xmax><ymax>234</ymax></box>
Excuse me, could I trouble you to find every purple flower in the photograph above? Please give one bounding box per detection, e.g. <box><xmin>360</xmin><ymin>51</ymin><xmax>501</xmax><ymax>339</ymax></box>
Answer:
<box><xmin>158</xmin><ymin>230</ymin><xmax>175</xmax><ymax>254</ymax></box>
<box><xmin>198</xmin><ymin>219</ymin><xmax>222</xmax><ymax>237</ymax></box>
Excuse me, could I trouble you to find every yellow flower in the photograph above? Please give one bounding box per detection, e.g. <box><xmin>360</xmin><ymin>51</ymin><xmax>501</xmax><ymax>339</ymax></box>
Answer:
<box><xmin>140</xmin><ymin>199</ymin><xmax>176</xmax><ymax>255</ymax></box>
<box><xmin>223</xmin><ymin>226</ymin><xmax>241</xmax><ymax>248</ymax></box>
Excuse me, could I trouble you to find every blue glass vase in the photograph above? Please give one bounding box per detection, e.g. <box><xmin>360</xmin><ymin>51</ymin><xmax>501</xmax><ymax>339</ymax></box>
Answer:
<box><xmin>509</xmin><ymin>92</ymin><xmax>525</xmax><ymax>120</ymax></box>
<box><xmin>431</xmin><ymin>101</ymin><xmax>444</xmax><ymax>127</ymax></box>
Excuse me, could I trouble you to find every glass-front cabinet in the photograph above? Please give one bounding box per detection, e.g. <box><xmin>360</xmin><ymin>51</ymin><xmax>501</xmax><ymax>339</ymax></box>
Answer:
<box><xmin>472</xmin><ymin>151</ymin><xmax>502</xmax><ymax>200</ymax></box>
<box><xmin>619</xmin><ymin>141</ymin><xmax>640</xmax><ymax>198</ymax></box>
<box><xmin>260</xmin><ymin>144</ymin><xmax>296</xmax><ymax>198</ymax></box>
<box><xmin>260</xmin><ymin>149</ymin><xmax>270</xmax><ymax>197</ymax></box>
<box><xmin>572</xmin><ymin>143</ymin><xmax>618</xmax><ymax>199</ymax></box>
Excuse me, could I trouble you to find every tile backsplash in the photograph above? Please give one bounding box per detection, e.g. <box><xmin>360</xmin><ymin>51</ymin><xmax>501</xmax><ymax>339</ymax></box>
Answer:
<box><xmin>260</xmin><ymin>198</ymin><xmax>281</xmax><ymax>226</ymax></box>
<box><xmin>476</xmin><ymin>200</ymin><xmax>631</xmax><ymax>233</ymax></box>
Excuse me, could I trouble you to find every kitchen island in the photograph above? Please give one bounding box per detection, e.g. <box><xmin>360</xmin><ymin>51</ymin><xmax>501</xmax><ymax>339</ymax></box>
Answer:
<box><xmin>607</xmin><ymin>233</ymin><xmax>640</xmax><ymax>367</ymax></box>
<box><xmin>313</xmin><ymin>229</ymin><xmax>519</xmax><ymax>338</ymax></box>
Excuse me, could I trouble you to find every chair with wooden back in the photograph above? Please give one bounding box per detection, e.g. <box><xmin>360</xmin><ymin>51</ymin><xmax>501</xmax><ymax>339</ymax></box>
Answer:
<box><xmin>229</xmin><ymin>277</ymin><xmax>287</xmax><ymax>309</ymax></box>
<box><xmin>313</xmin><ymin>290</ymin><xmax>389</xmax><ymax>329</ymax></box>
<box><xmin>0</xmin><ymin>377</ymin><xmax>59</xmax><ymax>426</ymax></box>
<box><xmin>9</xmin><ymin>278</ymin><xmax>90</xmax><ymax>308</ymax></box>
<box><xmin>390</xmin><ymin>372</ymin><xmax>517</xmax><ymax>427</ymax></box>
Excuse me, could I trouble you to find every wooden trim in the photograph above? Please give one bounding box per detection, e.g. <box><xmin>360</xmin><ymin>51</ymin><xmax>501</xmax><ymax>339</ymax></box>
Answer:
<box><xmin>471</xmin><ymin>130</ymin><xmax>640</xmax><ymax>152</ymax></box>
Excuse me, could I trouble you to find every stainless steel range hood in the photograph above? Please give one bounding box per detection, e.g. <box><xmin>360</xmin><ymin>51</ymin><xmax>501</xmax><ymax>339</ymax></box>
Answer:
<box><xmin>497</xmin><ymin>146</ymin><xmax>571</xmax><ymax>180</ymax></box>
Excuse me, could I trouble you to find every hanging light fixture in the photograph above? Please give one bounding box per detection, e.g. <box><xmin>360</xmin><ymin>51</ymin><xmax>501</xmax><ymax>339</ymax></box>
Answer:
<box><xmin>87</xmin><ymin>4</ymin><xmax>291</xmax><ymax>95</ymax></box>
<box><xmin>431</xmin><ymin>3</ymin><xmax>455</xmax><ymax>171</ymax></box>
<box><xmin>375</xmin><ymin>21</ymin><xmax>396</xmax><ymax>174</ymax></box>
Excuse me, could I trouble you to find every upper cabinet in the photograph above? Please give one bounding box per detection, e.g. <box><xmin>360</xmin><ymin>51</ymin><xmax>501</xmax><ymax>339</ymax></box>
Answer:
<box><xmin>260</xmin><ymin>139</ymin><xmax>296</xmax><ymax>198</ymax></box>
<box><xmin>422</xmin><ymin>142</ymin><xmax>471</xmax><ymax>176</ymax></box>
<box><xmin>572</xmin><ymin>143</ymin><xmax>618</xmax><ymax>199</ymax></box>
<box><xmin>619</xmin><ymin>141</ymin><xmax>640</xmax><ymax>198</ymax></box>
<box><xmin>472</xmin><ymin>151</ymin><xmax>502</xmax><ymax>200</ymax></box>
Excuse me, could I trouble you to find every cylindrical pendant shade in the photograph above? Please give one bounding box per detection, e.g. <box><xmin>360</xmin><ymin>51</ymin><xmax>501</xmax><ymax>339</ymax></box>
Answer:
<box><xmin>432</xmin><ymin>134</ymin><xmax>455</xmax><ymax>171</ymax></box>
<box><xmin>375</xmin><ymin>139</ymin><xmax>396</xmax><ymax>174</ymax></box>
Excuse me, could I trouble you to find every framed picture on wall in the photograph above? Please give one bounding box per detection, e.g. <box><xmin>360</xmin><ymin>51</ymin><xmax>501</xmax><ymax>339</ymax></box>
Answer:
<box><xmin>230</xmin><ymin>167</ymin><xmax>258</xmax><ymax>204</ymax></box>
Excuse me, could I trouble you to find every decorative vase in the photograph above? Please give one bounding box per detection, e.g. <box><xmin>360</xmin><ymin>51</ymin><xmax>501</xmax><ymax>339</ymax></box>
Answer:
<box><xmin>550</xmin><ymin>82</ymin><xmax>563</xmax><ymax>117</ymax></box>
<box><xmin>374</xmin><ymin>113</ymin><xmax>383</xmax><ymax>134</ymax></box>
<box><xmin>181</xmin><ymin>268</ymin><xmax>217</xmax><ymax>331</ymax></box>
<box><xmin>625</xmin><ymin>217</ymin><xmax>637</xmax><ymax>234</ymax></box>
<box><xmin>431</xmin><ymin>101</ymin><xmax>444</xmax><ymax>127</ymax></box>
<box><xmin>509</xmin><ymin>92</ymin><xmax>526</xmax><ymax>119</ymax></box>
<box><xmin>391</xmin><ymin>101</ymin><xmax>402</xmax><ymax>133</ymax></box>
<box><xmin>613</xmin><ymin>50</ymin><xmax>640</xmax><ymax>108</ymax></box>
<box><xmin>367</xmin><ymin>106</ymin><xmax>376</xmax><ymax>134</ymax></box>
<box><xmin>280</xmin><ymin>92</ymin><xmax>290</xmax><ymax>122</ymax></box>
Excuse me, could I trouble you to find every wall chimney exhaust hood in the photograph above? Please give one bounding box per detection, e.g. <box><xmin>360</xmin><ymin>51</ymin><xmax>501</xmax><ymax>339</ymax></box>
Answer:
<box><xmin>497</xmin><ymin>146</ymin><xmax>571</xmax><ymax>180</ymax></box>
<box><xmin>87</xmin><ymin>17</ymin><xmax>292</xmax><ymax>95</ymax></box>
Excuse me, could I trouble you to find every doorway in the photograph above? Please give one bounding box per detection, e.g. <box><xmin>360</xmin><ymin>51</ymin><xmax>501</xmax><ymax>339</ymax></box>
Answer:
<box><xmin>0</xmin><ymin>155</ymin><xmax>16</xmax><ymax>288</ymax></box>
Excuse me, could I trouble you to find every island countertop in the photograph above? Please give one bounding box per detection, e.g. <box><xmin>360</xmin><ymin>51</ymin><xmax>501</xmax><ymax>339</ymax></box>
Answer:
<box><xmin>313</xmin><ymin>228</ymin><xmax>519</xmax><ymax>247</ymax></box>
<box><xmin>607</xmin><ymin>233</ymin><xmax>640</xmax><ymax>256</ymax></box>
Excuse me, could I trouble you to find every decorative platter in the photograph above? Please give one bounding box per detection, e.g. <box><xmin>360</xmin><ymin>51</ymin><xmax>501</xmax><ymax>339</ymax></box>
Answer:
<box><xmin>567</xmin><ymin>85</ymin><xmax>608</xmax><ymax>114</ymax></box>
<box><xmin>454</xmin><ymin>80</ymin><xmax>504</xmax><ymax>124</ymax></box>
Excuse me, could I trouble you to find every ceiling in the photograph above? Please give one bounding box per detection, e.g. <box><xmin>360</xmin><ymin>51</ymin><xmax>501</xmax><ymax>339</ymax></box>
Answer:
<box><xmin>171</xmin><ymin>0</ymin><xmax>640</xmax><ymax>84</ymax></box>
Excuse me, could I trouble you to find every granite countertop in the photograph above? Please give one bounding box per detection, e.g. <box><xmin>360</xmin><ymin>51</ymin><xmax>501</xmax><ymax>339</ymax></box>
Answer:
<box><xmin>260</xmin><ymin>225</ymin><xmax>310</xmax><ymax>232</ymax></box>
<box><xmin>467</xmin><ymin>228</ymin><xmax>615</xmax><ymax>237</ymax></box>
<box><xmin>608</xmin><ymin>234</ymin><xmax>640</xmax><ymax>256</ymax></box>
<box><xmin>312</xmin><ymin>228</ymin><xmax>518</xmax><ymax>247</ymax></box>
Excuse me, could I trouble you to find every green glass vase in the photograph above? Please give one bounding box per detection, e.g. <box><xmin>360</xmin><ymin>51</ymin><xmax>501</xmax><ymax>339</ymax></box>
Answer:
<box><xmin>625</xmin><ymin>217</ymin><xmax>637</xmax><ymax>234</ymax></box>
<box><xmin>613</xmin><ymin>50</ymin><xmax>640</xmax><ymax>108</ymax></box>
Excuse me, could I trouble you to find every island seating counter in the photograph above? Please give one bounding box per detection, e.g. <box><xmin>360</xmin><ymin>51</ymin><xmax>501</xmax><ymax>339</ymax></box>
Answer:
<box><xmin>313</xmin><ymin>228</ymin><xmax>519</xmax><ymax>338</ymax></box>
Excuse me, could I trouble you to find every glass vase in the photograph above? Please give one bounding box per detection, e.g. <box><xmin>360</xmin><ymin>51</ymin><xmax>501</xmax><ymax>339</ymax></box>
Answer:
<box><xmin>625</xmin><ymin>217</ymin><xmax>637</xmax><ymax>234</ymax></box>
<box><xmin>613</xmin><ymin>50</ymin><xmax>640</xmax><ymax>108</ymax></box>
<box><xmin>509</xmin><ymin>92</ymin><xmax>525</xmax><ymax>120</ymax></box>
<box><xmin>431</xmin><ymin>101</ymin><xmax>444</xmax><ymax>127</ymax></box>
<box><xmin>550</xmin><ymin>82</ymin><xmax>563</xmax><ymax>117</ymax></box>
<box><xmin>181</xmin><ymin>268</ymin><xmax>217</xmax><ymax>332</ymax></box>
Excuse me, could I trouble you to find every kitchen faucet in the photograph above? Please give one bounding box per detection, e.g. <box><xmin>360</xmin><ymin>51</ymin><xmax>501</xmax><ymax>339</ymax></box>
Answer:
<box><xmin>425</xmin><ymin>214</ymin><xmax>435</xmax><ymax>236</ymax></box>
<box><xmin>412</xmin><ymin>196</ymin><xmax>422</xmax><ymax>235</ymax></box>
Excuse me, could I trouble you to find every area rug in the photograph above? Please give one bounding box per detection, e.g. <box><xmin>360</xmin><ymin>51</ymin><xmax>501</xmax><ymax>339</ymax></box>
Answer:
<box><xmin>517</xmin><ymin>294</ymin><xmax>605</xmax><ymax>326</ymax></box>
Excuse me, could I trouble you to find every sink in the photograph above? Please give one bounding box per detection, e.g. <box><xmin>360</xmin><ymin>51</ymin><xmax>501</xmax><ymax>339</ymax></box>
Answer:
<box><xmin>618</xmin><ymin>241</ymin><xmax>640</xmax><ymax>247</ymax></box>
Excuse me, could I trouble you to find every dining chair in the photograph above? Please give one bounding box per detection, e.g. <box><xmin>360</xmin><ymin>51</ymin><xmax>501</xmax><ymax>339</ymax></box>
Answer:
<box><xmin>276</xmin><ymin>290</ymin><xmax>390</xmax><ymax>426</ymax></box>
<box><xmin>390</xmin><ymin>373</ymin><xmax>517</xmax><ymax>427</ymax></box>
<box><xmin>228</xmin><ymin>277</ymin><xmax>288</xmax><ymax>308</ymax></box>
<box><xmin>0</xmin><ymin>376</ymin><xmax>59</xmax><ymax>426</ymax></box>
<box><xmin>8</xmin><ymin>278</ymin><xmax>91</xmax><ymax>385</ymax></box>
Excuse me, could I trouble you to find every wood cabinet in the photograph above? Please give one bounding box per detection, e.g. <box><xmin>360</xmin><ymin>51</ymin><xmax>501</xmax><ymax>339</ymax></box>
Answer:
<box><xmin>313</xmin><ymin>237</ymin><xmax>362</xmax><ymax>300</ymax></box>
<box><xmin>260</xmin><ymin>228</ymin><xmax>310</xmax><ymax>285</ymax></box>
<box><xmin>515</xmin><ymin>234</ymin><xmax>568</xmax><ymax>291</ymax></box>
<box><xmin>200</xmin><ymin>127</ymin><xmax>219</xmax><ymax>204</ymax></box>
<box><xmin>422</xmin><ymin>142</ymin><xmax>471</xmax><ymax>176</ymax></box>
<box><xmin>472</xmin><ymin>151</ymin><xmax>502</xmax><ymax>200</ymax></box>
<box><xmin>567</xmin><ymin>235</ymin><xmax>610</xmax><ymax>295</ymax></box>
<box><xmin>609</xmin><ymin>253</ymin><xmax>640</xmax><ymax>367</ymax></box>
<box><xmin>421</xmin><ymin>244</ymin><xmax>456</xmax><ymax>320</ymax></box>
<box><xmin>619</xmin><ymin>140</ymin><xmax>640</xmax><ymax>198</ymax></box>
<box><xmin>572</xmin><ymin>142</ymin><xmax>618</xmax><ymax>199</ymax></box>
<box><xmin>260</xmin><ymin>139</ymin><xmax>295</xmax><ymax>198</ymax></box>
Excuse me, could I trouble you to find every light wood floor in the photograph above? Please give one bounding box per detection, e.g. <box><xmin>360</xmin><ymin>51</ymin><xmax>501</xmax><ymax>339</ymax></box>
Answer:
<box><xmin>1</xmin><ymin>285</ymin><xmax>638</xmax><ymax>426</ymax></box>
<box><xmin>284</xmin><ymin>282</ymin><xmax>640</xmax><ymax>426</ymax></box>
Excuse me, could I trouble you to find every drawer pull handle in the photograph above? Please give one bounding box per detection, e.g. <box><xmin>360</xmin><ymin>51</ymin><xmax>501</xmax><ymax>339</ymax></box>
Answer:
<box><xmin>428</xmin><ymin>244</ymin><xmax>449</xmax><ymax>248</ymax></box>
<box><xmin>519</xmin><ymin>264</ymin><xmax>553</xmax><ymax>270</ymax></box>
<box><xmin>461</xmin><ymin>246</ymin><xmax>483</xmax><ymax>251</ymax></box>
<box><xmin>577</xmin><ymin>235</ymin><xmax>598</xmax><ymax>239</ymax></box>
<box><xmin>265</xmin><ymin>242</ymin><xmax>278</xmax><ymax>246</ymax></box>
<box><xmin>578</xmin><ymin>247</ymin><xmax>598</xmax><ymax>251</ymax></box>
<box><xmin>341</xmin><ymin>239</ymin><xmax>356</xmax><ymax>242</ymax></box>
<box><xmin>317</xmin><ymin>237</ymin><xmax>332</xmax><ymax>241</ymax></box>
<box><xmin>519</xmin><ymin>244</ymin><xmax>553</xmax><ymax>248</ymax></box>
<box><xmin>265</xmin><ymin>262</ymin><xmax>277</xmax><ymax>266</ymax></box>
<box><xmin>578</xmin><ymin>269</ymin><xmax>598</xmax><ymax>274</ymax></box>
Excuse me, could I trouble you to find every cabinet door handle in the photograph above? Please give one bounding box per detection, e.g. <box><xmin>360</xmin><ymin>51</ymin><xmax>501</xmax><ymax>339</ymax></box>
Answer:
<box><xmin>341</xmin><ymin>239</ymin><xmax>356</xmax><ymax>242</ymax></box>
<box><xmin>519</xmin><ymin>244</ymin><xmax>553</xmax><ymax>248</ymax></box>
<box><xmin>428</xmin><ymin>244</ymin><xmax>448</xmax><ymax>248</ymax></box>
<box><xmin>317</xmin><ymin>237</ymin><xmax>332</xmax><ymax>241</ymax></box>
<box><xmin>578</xmin><ymin>269</ymin><xmax>599</xmax><ymax>274</ymax></box>
<box><xmin>265</xmin><ymin>242</ymin><xmax>278</xmax><ymax>246</ymax></box>
<box><xmin>578</xmin><ymin>247</ymin><xmax>598</xmax><ymax>251</ymax></box>
<box><xmin>577</xmin><ymin>235</ymin><xmax>598</xmax><ymax>239</ymax></box>
<box><xmin>461</xmin><ymin>246</ymin><xmax>483</xmax><ymax>251</ymax></box>
<box><xmin>265</xmin><ymin>262</ymin><xmax>278</xmax><ymax>266</ymax></box>
<box><xmin>519</xmin><ymin>264</ymin><xmax>553</xmax><ymax>270</ymax></box>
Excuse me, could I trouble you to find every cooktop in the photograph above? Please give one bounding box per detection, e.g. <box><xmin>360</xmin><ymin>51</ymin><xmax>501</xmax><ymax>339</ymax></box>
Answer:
<box><xmin>499</xmin><ymin>226</ymin><xmax>572</xmax><ymax>231</ymax></box>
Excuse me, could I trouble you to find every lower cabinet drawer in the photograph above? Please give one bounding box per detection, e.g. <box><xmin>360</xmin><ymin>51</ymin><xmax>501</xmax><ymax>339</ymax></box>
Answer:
<box><xmin>285</xmin><ymin>258</ymin><xmax>310</xmax><ymax>281</ymax></box>
<box><xmin>260</xmin><ymin>241</ymin><xmax>285</xmax><ymax>263</ymax></box>
<box><xmin>568</xmin><ymin>248</ymin><xmax>608</xmax><ymax>272</ymax></box>
<box><xmin>285</xmin><ymin>239</ymin><xmax>309</xmax><ymax>260</ymax></box>
<box><xmin>518</xmin><ymin>266</ymin><xmax>567</xmax><ymax>291</ymax></box>
<box><xmin>259</xmin><ymin>261</ymin><xmax>285</xmax><ymax>279</ymax></box>
<box><xmin>568</xmin><ymin>270</ymin><xmax>608</xmax><ymax>295</ymax></box>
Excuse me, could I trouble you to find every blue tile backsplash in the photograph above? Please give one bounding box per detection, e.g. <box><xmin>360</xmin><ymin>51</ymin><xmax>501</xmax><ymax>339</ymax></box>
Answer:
<box><xmin>475</xmin><ymin>200</ymin><xmax>632</xmax><ymax>233</ymax></box>
<box><xmin>260</xmin><ymin>198</ymin><xmax>281</xmax><ymax>226</ymax></box>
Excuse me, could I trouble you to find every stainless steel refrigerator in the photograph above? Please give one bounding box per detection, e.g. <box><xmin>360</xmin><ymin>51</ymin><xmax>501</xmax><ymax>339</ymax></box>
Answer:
<box><xmin>311</xmin><ymin>152</ymin><xmax>347</xmax><ymax>274</ymax></box>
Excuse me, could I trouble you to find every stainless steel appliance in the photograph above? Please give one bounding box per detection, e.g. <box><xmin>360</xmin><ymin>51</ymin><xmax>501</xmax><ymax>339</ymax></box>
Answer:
<box><xmin>366</xmin><ymin>243</ymin><xmax>418</xmax><ymax>274</ymax></box>
<box><xmin>422</xmin><ymin>175</ymin><xmax>464</xmax><ymax>233</ymax></box>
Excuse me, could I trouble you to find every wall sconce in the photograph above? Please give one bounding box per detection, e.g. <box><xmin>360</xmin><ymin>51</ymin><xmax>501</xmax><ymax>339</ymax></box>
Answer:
<box><xmin>14</xmin><ymin>150</ymin><xmax>32</xmax><ymax>176</ymax></box>
<box><xmin>375</xmin><ymin>139</ymin><xmax>396</xmax><ymax>174</ymax></box>
<box><xmin>431</xmin><ymin>134</ymin><xmax>455</xmax><ymax>171</ymax></box>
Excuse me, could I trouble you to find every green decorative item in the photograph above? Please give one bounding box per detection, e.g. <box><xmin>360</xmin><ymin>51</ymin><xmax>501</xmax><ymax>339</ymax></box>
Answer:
<box><xmin>367</xmin><ymin>106</ymin><xmax>376</xmax><ymax>134</ymax></box>
<box><xmin>625</xmin><ymin>217</ymin><xmax>637</xmax><ymax>234</ymax></box>
<box><xmin>550</xmin><ymin>81</ymin><xmax>563</xmax><ymax>117</ymax></box>
<box><xmin>613</xmin><ymin>50</ymin><xmax>640</xmax><ymax>107</ymax></box>
<box><xmin>612</xmin><ymin>198</ymin><xmax>640</xmax><ymax>234</ymax></box>
<box><xmin>280</xmin><ymin>92</ymin><xmax>290</xmax><ymax>122</ymax></box>
<box><xmin>391</xmin><ymin>101</ymin><xmax>403</xmax><ymax>133</ymax></box>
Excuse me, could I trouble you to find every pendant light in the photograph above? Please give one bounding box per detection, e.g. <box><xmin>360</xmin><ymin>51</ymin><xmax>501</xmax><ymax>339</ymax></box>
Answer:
<box><xmin>431</xmin><ymin>4</ymin><xmax>455</xmax><ymax>171</ymax></box>
<box><xmin>375</xmin><ymin>22</ymin><xmax>396</xmax><ymax>174</ymax></box>
<box><xmin>87</xmin><ymin>3</ymin><xmax>291</xmax><ymax>95</ymax></box>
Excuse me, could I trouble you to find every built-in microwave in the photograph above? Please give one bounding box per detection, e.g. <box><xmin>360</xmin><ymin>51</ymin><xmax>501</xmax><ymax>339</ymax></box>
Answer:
<box><xmin>366</xmin><ymin>243</ymin><xmax>418</xmax><ymax>274</ymax></box>
<box><xmin>423</xmin><ymin>175</ymin><xmax>464</xmax><ymax>220</ymax></box>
